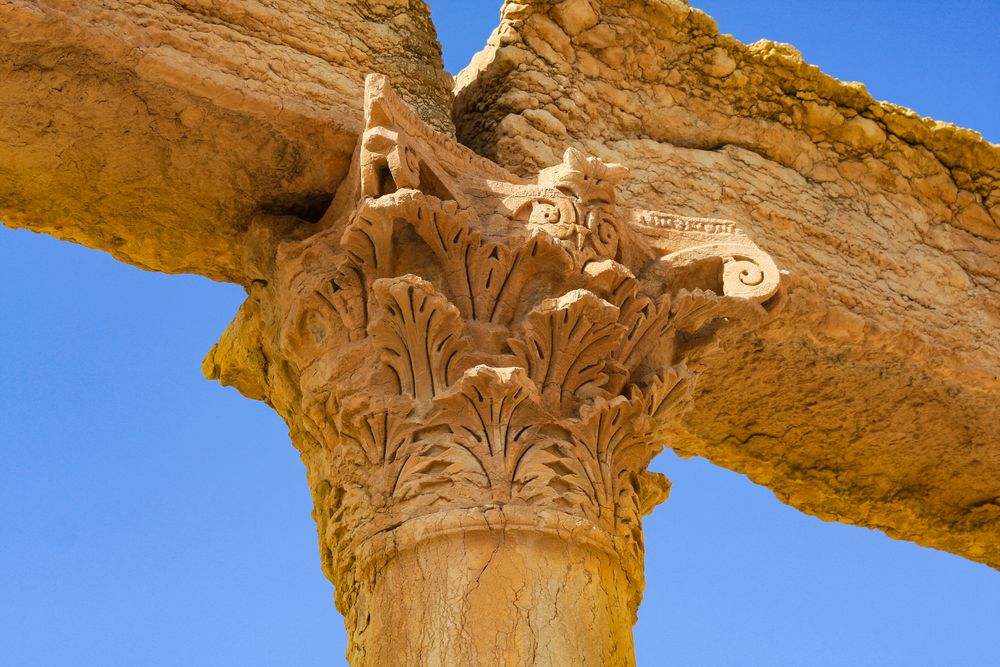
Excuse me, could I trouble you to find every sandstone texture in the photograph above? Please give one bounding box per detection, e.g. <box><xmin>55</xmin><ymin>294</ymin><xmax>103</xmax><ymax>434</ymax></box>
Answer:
<box><xmin>455</xmin><ymin>0</ymin><xmax>1000</xmax><ymax>566</ymax></box>
<box><xmin>204</xmin><ymin>76</ymin><xmax>779</xmax><ymax>663</ymax></box>
<box><xmin>0</xmin><ymin>0</ymin><xmax>452</xmax><ymax>282</ymax></box>
<box><xmin>4</xmin><ymin>0</ymin><xmax>1000</xmax><ymax>661</ymax></box>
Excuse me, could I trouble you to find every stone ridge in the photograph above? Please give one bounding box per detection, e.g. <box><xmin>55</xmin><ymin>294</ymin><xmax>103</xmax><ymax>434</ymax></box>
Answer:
<box><xmin>0</xmin><ymin>0</ymin><xmax>453</xmax><ymax>283</ymax></box>
<box><xmin>453</xmin><ymin>0</ymin><xmax>1000</xmax><ymax>567</ymax></box>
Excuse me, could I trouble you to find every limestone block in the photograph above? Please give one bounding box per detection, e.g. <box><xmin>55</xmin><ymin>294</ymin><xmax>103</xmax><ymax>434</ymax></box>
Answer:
<box><xmin>454</xmin><ymin>0</ymin><xmax>1000</xmax><ymax>567</ymax></box>
<box><xmin>0</xmin><ymin>0</ymin><xmax>453</xmax><ymax>283</ymax></box>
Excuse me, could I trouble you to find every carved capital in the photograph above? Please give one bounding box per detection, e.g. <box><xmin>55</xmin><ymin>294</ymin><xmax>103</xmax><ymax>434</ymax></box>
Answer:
<box><xmin>206</xmin><ymin>75</ymin><xmax>781</xmax><ymax>620</ymax></box>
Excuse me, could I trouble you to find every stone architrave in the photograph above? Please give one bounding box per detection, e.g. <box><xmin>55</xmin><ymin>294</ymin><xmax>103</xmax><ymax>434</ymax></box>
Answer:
<box><xmin>203</xmin><ymin>75</ymin><xmax>781</xmax><ymax>665</ymax></box>
<box><xmin>0</xmin><ymin>0</ymin><xmax>452</xmax><ymax>282</ymax></box>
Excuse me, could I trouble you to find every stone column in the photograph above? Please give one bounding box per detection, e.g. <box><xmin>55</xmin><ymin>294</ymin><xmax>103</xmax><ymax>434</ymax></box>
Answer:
<box><xmin>204</xmin><ymin>75</ymin><xmax>780</xmax><ymax>666</ymax></box>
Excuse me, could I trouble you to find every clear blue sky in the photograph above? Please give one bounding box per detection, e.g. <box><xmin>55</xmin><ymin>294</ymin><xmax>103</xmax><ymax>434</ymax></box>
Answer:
<box><xmin>1</xmin><ymin>2</ymin><xmax>998</xmax><ymax>665</ymax></box>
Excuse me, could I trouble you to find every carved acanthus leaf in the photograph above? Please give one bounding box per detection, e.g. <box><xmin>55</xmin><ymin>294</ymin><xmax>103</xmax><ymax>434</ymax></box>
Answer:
<box><xmin>567</xmin><ymin>395</ymin><xmax>649</xmax><ymax>524</ymax></box>
<box><xmin>642</xmin><ymin>365</ymin><xmax>695</xmax><ymax>428</ymax></box>
<box><xmin>322</xmin><ymin>257</ymin><xmax>368</xmax><ymax>341</ymax></box>
<box><xmin>508</xmin><ymin>290</ymin><xmax>626</xmax><ymax>411</ymax></box>
<box><xmin>406</xmin><ymin>198</ymin><xmax>482</xmax><ymax>318</ymax></box>
<box><xmin>670</xmin><ymin>289</ymin><xmax>725</xmax><ymax>333</ymax></box>
<box><xmin>512</xmin><ymin>438</ymin><xmax>596</xmax><ymax>519</ymax></box>
<box><xmin>409</xmin><ymin>197</ymin><xmax>572</xmax><ymax>325</ymax></box>
<box><xmin>341</xmin><ymin>203</ymin><xmax>397</xmax><ymax>284</ymax></box>
<box><xmin>584</xmin><ymin>260</ymin><xmax>672</xmax><ymax>384</ymax></box>
<box><xmin>669</xmin><ymin>288</ymin><xmax>766</xmax><ymax>334</ymax></box>
<box><xmin>390</xmin><ymin>440</ymin><xmax>490</xmax><ymax>505</ymax></box>
<box><xmin>434</xmin><ymin>365</ymin><xmax>544</xmax><ymax>457</ymax></box>
<box><xmin>332</xmin><ymin>393</ymin><xmax>490</xmax><ymax>510</ymax></box>
<box><xmin>333</xmin><ymin>394</ymin><xmax>416</xmax><ymax>467</ymax></box>
<box><xmin>636</xmin><ymin>471</ymin><xmax>671</xmax><ymax>518</ymax></box>
<box><xmin>432</xmin><ymin>365</ymin><xmax>549</xmax><ymax>502</ymax></box>
<box><xmin>369</xmin><ymin>275</ymin><xmax>468</xmax><ymax>404</ymax></box>
<box><xmin>485</xmin><ymin>232</ymin><xmax>573</xmax><ymax>326</ymax></box>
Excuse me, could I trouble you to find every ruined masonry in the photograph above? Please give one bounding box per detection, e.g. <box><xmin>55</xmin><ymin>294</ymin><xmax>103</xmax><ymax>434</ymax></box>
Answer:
<box><xmin>1</xmin><ymin>0</ymin><xmax>998</xmax><ymax>665</ymax></box>
<box><xmin>203</xmin><ymin>76</ymin><xmax>779</xmax><ymax>663</ymax></box>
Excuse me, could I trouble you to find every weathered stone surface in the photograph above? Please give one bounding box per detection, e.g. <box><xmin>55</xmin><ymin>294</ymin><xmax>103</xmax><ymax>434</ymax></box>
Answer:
<box><xmin>4</xmin><ymin>1</ymin><xmax>999</xmax><ymax>661</ymax></box>
<box><xmin>204</xmin><ymin>76</ymin><xmax>779</xmax><ymax>664</ymax></box>
<box><xmin>0</xmin><ymin>0</ymin><xmax>452</xmax><ymax>283</ymax></box>
<box><xmin>455</xmin><ymin>0</ymin><xmax>1000</xmax><ymax>566</ymax></box>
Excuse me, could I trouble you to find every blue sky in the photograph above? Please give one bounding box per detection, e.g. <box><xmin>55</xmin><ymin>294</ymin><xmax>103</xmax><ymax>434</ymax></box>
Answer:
<box><xmin>1</xmin><ymin>2</ymin><xmax>998</xmax><ymax>665</ymax></box>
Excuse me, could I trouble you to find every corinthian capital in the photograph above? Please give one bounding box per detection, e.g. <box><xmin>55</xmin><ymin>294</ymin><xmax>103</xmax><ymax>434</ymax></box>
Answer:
<box><xmin>204</xmin><ymin>74</ymin><xmax>780</xmax><ymax>663</ymax></box>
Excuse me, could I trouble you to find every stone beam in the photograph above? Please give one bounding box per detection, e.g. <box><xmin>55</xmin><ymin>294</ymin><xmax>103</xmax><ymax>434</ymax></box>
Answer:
<box><xmin>204</xmin><ymin>75</ymin><xmax>780</xmax><ymax>664</ymax></box>
<box><xmin>0</xmin><ymin>0</ymin><xmax>452</xmax><ymax>283</ymax></box>
<box><xmin>454</xmin><ymin>0</ymin><xmax>1000</xmax><ymax>567</ymax></box>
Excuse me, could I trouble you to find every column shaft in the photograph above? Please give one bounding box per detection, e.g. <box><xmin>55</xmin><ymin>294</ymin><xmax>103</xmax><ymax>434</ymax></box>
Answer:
<box><xmin>347</xmin><ymin>509</ymin><xmax>635</xmax><ymax>666</ymax></box>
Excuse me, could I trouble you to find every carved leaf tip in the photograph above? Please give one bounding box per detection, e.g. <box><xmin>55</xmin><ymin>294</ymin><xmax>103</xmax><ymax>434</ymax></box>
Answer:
<box><xmin>369</xmin><ymin>275</ymin><xmax>467</xmax><ymax>404</ymax></box>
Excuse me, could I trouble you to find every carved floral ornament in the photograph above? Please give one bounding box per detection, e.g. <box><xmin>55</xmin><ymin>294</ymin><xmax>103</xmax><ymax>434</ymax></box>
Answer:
<box><xmin>205</xmin><ymin>74</ymin><xmax>781</xmax><ymax>615</ymax></box>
